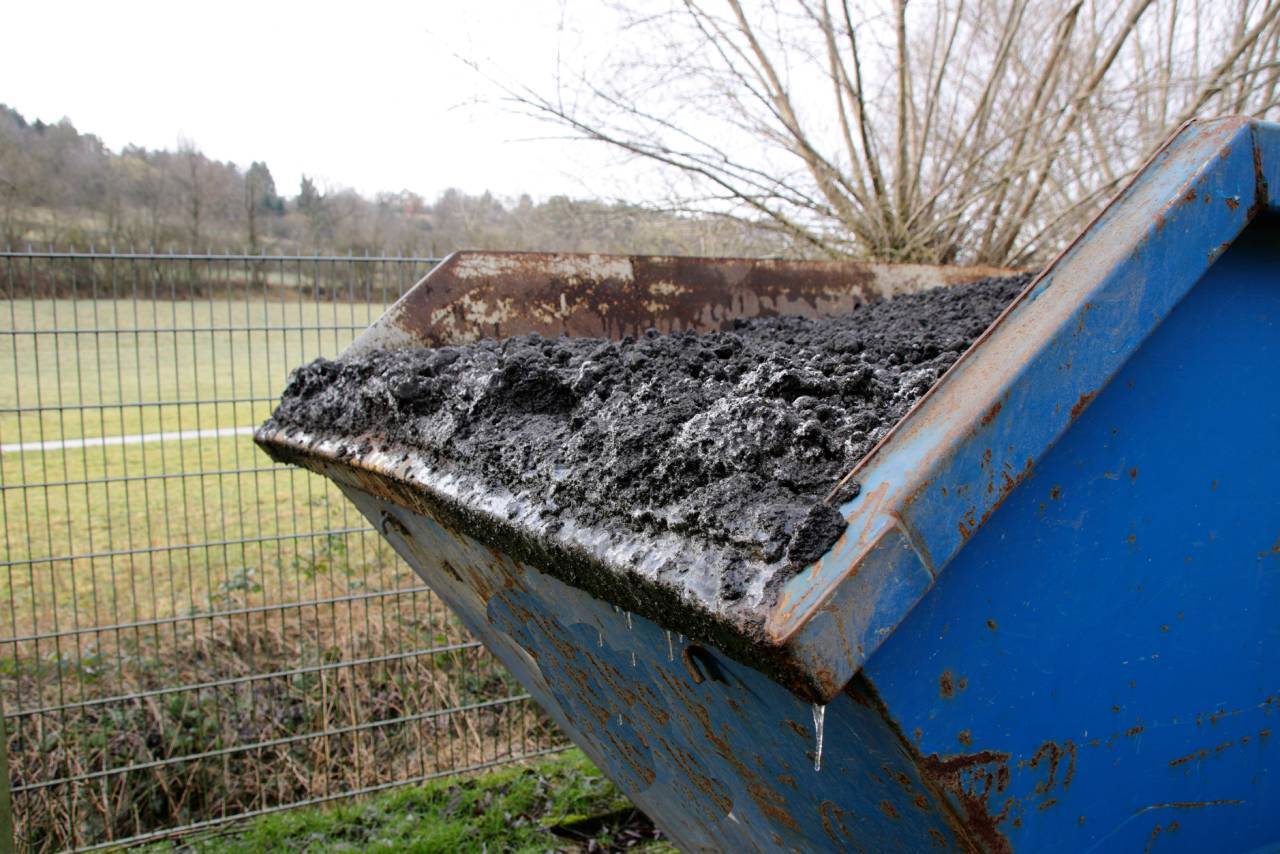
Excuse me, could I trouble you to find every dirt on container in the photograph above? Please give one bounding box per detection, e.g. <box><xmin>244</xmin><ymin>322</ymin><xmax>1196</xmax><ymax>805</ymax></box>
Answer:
<box><xmin>265</xmin><ymin>273</ymin><xmax>1029</xmax><ymax>626</ymax></box>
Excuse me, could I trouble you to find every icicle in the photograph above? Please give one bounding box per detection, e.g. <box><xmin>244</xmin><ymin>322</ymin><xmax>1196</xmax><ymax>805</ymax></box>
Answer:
<box><xmin>625</xmin><ymin>611</ymin><xmax>633</xmax><ymax>630</ymax></box>
<box><xmin>812</xmin><ymin>703</ymin><xmax>827</xmax><ymax>772</ymax></box>
<box><xmin>630</xmin><ymin>651</ymin><xmax>637</xmax><ymax>667</ymax></box>
<box><xmin>618</xmin><ymin>713</ymin><xmax>623</xmax><ymax>726</ymax></box>
<box><xmin>598</xmin><ymin>631</ymin><xmax>603</xmax><ymax>648</ymax></box>
<box><xmin>666</xmin><ymin>630</ymin><xmax>674</xmax><ymax>661</ymax></box>
<box><xmin>727</xmin><ymin>810</ymin><xmax>739</xmax><ymax>824</ymax></box>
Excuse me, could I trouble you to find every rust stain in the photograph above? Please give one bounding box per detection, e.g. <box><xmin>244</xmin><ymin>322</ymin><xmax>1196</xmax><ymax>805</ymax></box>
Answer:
<box><xmin>981</xmin><ymin>399</ymin><xmax>1003</xmax><ymax>426</ymax></box>
<box><xmin>960</xmin><ymin>455</ymin><xmax>1035</xmax><ymax>542</ymax></box>
<box><xmin>879</xmin><ymin>800</ymin><xmax>900</xmax><ymax>819</ymax></box>
<box><xmin>379</xmin><ymin>251</ymin><xmax>1013</xmax><ymax>347</ymax></box>
<box><xmin>1063</xmin><ymin>741</ymin><xmax>1077</xmax><ymax>790</ymax></box>
<box><xmin>917</xmin><ymin>750</ymin><xmax>1014</xmax><ymax>854</ymax></box>
<box><xmin>1225</xmin><ymin>196</ymin><xmax>1240</xmax><ymax>210</ymax></box>
<box><xmin>1251</xmin><ymin>136</ymin><xmax>1270</xmax><ymax>217</ymax></box>
<box><xmin>438</xmin><ymin>559</ymin><xmax>463</xmax><ymax>583</ymax></box>
<box><xmin>1070</xmin><ymin>391</ymin><xmax>1097</xmax><ymax>420</ymax></box>
<box><xmin>817</xmin><ymin>800</ymin><xmax>855</xmax><ymax>844</ymax></box>
<box><xmin>940</xmin><ymin>670</ymin><xmax>956</xmax><ymax>699</ymax></box>
<box><xmin>657</xmin><ymin>669</ymin><xmax>798</xmax><ymax>831</ymax></box>
<box><xmin>852</xmin><ymin>676</ymin><xmax>1014</xmax><ymax>852</ymax></box>
<box><xmin>958</xmin><ymin>730</ymin><xmax>973</xmax><ymax>748</ymax></box>
<box><xmin>681</xmin><ymin>645</ymin><xmax>707</xmax><ymax>684</ymax></box>
<box><xmin>1020</xmin><ymin>740</ymin><xmax>1076</xmax><ymax>799</ymax></box>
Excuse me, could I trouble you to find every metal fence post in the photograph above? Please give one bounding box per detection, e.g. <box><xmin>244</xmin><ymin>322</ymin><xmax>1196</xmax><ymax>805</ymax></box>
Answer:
<box><xmin>0</xmin><ymin>707</ymin><xmax>12</xmax><ymax>854</ymax></box>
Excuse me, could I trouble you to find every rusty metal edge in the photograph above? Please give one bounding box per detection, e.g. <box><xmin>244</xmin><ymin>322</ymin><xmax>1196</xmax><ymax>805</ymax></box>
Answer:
<box><xmin>344</xmin><ymin>249</ymin><xmax>1025</xmax><ymax>354</ymax></box>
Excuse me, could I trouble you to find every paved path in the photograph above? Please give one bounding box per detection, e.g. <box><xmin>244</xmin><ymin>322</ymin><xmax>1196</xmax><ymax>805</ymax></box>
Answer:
<box><xmin>1</xmin><ymin>425</ymin><xmax>256</xmax><ymax>454</ymax></box>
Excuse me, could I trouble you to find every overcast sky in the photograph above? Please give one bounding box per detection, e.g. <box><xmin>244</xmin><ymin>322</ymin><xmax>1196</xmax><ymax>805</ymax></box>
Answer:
<box><xmin>1</xmin><ymin>0</ymin><xmax>641</xmax><ymax>202</ymax></box>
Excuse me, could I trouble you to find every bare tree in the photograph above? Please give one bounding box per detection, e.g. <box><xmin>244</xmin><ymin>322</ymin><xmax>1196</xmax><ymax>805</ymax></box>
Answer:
<box><xmin>497</xmin><ymin>0</ymin><xmax>1280</xmax><ymax>265</ymax></box>
<box><xmin>244</xmin><ymin>161</ymin><xmax>278</xmax><ymax>252</ymax></box>
<box><xmin>174</xmin><ymin>136</ymin><xmax>208</xmax><ymax>247</ymax></box>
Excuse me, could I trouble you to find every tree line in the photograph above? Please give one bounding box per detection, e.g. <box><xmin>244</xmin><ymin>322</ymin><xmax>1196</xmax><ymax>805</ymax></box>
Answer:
<box><xmin>0</xmin><ymin>104</ymin><xmax>790</xmax><ymax>258</ymax></box>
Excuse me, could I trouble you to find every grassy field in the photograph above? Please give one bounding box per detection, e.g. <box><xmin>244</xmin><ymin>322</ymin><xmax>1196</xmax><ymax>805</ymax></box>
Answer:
<box><xmin>1</xmin><ymin>296</ymin><xmax>567</xmax><ymax>851</ymax></box>
<box><xmin>2</xmin><ymin>298</ymin><xmax>386</xmax><ymax>439</ymax></box>
<box><xmin>148</xmin><ymin>751</ymin><xmax>672</xmax><ymax>853</ymax></box>
<box><xmin>1</xmin><ymin>298</ymin><xmax>390</xmax><ymax>639</ymax></box>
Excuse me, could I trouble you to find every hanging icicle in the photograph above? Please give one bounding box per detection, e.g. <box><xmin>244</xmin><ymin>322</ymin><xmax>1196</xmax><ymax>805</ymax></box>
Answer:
<box><xmin>812</xmin><ymin>703</ymin><xmax>827</xmax><ymax>772</ymax></box>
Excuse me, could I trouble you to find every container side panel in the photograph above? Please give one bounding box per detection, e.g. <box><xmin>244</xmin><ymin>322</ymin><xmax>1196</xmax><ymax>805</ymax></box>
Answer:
<box><xmin>334</xmin><ymin>487</ymin><xmax>983</xmax><ymax>852</ymax></box>
<box><xmin>865</xmin><ymin>218</ymin><xmax>1280</xmax><ymax>852</ymax></box>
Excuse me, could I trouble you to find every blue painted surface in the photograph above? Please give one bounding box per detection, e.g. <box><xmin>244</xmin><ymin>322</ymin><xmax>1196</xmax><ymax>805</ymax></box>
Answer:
<box><xmin>867</xmin><ymin>218</ymin><xmax>1280</xmax><ymax>851</ymax></box>
<box><xmin>337</xmin><ymin>484</ymin><xmax>973</xmax><ymax>852</ymax></box>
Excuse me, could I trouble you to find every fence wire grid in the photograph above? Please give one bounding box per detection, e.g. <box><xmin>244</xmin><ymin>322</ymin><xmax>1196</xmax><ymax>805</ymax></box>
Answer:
<box><xmin>0</xmin><ymin>250</ymin><xmax>567</xmax><ymax>852</ymax></box>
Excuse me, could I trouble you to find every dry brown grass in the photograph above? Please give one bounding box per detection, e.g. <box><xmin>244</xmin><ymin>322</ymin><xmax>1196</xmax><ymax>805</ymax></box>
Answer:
<box><xmin>6</xmin><ymin>599</ymin><xmax>562</xmax><ymax>852</ymax></box>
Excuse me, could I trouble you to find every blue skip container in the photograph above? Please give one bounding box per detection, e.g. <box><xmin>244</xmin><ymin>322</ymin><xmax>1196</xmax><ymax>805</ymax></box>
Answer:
<box><xmin>257</xmin><ymin>117</ymin><xmax>1280</xmax><ymax>852</ymax></box>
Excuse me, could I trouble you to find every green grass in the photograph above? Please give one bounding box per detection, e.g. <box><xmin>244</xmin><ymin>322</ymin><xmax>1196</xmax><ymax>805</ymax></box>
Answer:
<box><xmin>1</xmin><ymin>298</ymin><xmax>393</xmax><ymax>639</ymax></box>
<box><xmin>2</xmin><ymin>298</ymin><xmax>385</xmax><ymax>441</ymax></box>
<box><xmin>147</xmin><ymin>750</ymin><xmax>673</xmax><ymax>854</ymax></box>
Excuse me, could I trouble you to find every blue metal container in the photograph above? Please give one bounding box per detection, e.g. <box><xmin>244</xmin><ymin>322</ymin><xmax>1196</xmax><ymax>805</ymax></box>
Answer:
<box><xmin>257</xmin><ymin>117</ymin><xmax>1280</xmax><ymax>852</ymax></box>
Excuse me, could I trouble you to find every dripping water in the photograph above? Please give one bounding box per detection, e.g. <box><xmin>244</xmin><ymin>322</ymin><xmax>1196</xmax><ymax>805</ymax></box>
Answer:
<box><xmin>630</xmin><ymin>651</ymin><xmax>636</xmax><ymax>667</ymax></box>
<box><xmin>666</xmin><ymin>630</ymin><xmax>674</xmax><ymax>661</ymax></box>
<box><xmin>812</xmin><ymin>703</ymin><xmax>827</xmax><ymax>772</ymax></box>
<box><xmin>625</xmin><ymin>611</ymin><xmax>633</xmax><ymax>630</ymax></box>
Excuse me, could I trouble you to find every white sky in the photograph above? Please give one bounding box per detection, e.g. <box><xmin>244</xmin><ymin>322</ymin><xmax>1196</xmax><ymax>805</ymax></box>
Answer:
<box><xmin>0</xmin><ymin>0</ymin><xmax>642</xmax><ymax>202</ymax></box>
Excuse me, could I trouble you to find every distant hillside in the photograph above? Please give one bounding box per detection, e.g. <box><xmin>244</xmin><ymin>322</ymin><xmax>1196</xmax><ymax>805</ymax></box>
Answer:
<box><xmin>0</xmin><ymin>105</ymin><xmax>793</xmax><ymax>257</ymax></box>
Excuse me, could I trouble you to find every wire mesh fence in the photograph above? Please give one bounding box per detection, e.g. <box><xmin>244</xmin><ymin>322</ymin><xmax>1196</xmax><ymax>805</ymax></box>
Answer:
<box><xmin>0</xmin><ymin>250</ymin><xmax>567</xmax><ymax>852</ymax></box>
